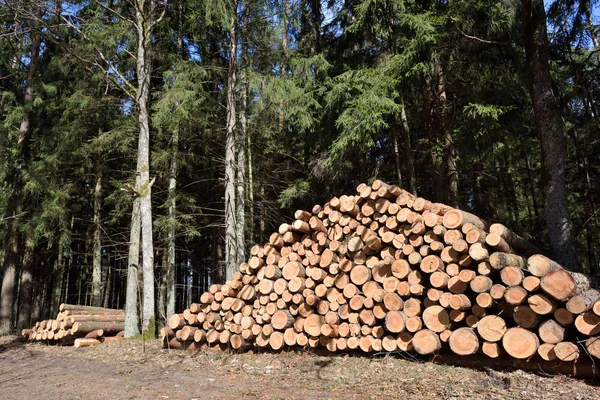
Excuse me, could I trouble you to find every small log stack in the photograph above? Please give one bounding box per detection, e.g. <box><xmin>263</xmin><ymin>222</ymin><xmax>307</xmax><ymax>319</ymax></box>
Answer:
<box><xmin>22</xmin><ymin>304</ymin><xmax>125</xmax><ymax>347</ymax></box>
<box><xmin>163</xmin><ymin>180</ymin><xmax>600</xmax><ymax>375</ymax></box>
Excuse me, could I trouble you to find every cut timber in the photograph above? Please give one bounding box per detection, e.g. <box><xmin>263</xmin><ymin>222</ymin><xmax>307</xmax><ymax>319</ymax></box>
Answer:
<box><xmin>71</xmin><ymin>321</ymin><xmax>124</xmax><ymax>334</ymax></box>
<box><xmin>538</xmin><ymin>343</ymin><xmax>557</xmax><ymax>361</ymax></box>
<box><xmin>384</xmin><ymin>311</ymin><xmax>406</xmax><ymax>333</ymax></box>
<box><xmin>554</xmin><ymin>342</ymin><xmax>579</xmax><ymax>362</ymax></box>
<box><xmin>585</xmin><ymin>337</ymin><xmax>600</xmax><ymax>359</ymax></box>
<box><xmin>60</xmin><ymin>304</ymin><xmax>123</xmax><ymax>314</ymax></box>
<box><xmin>566</xmin><ymin>289</ymin><xmax>600</xmax><ymax>315</ymax></box>
<box><xmin>538</xmin><ymin>320</ymin><xmax>565</xmax><ymax>344</ymax></box>
<box><xmin>74</xmin><ymin>338</ymin><xmax>101</xmax><ymax>348</ymax></box>
<box><xmin>303</xmin><ymin>314</ymin><xmax>324</xmax><ymax>337</ymax></box>
<box><xmin>513</xmin><ymin>305</ymin><xmax>539</xmax><ymax>329</ymax></box>
<box><xmin>282</xmin><ymin>262</ymin><xmax>305</xmax><ymax>280</ymax></box>
<box><xmin>540</xmin><ymin>270</ymin><xmax>576</xmax><ymax>301</ymax></box>
<box><xmin>477</xmin><ymin>316</ymin><xmax>506</xmax><ymax>342</ymax></box>
<box><xmin>448</xmin><ymin>328</ymin><xmax>479</xmax><ymax>355</ymax></box>
<box><xmin>271</xmin><ymin>310</ymin><xmax>294</xmax><ymax>330</ymax></box>
<box><xmin>350</xmin><ymin>265</ymin><xmax>371</xmax><ymax>286</ymax></box>
<box><xmin>489</xmin><ymin>253</ymin><xmax>526</xmax><ymax>270</ymax></box>
<box><xmin>527</xmin><ymin>254</ymin><xmax>562</xmax><ymax>277</ymax></box>
<box><xmin>442</xmin><ymin>210</ymin><xmax>488</xmax><ymax>231</ymax></box>
<box><xmin>489</xmin><ymin>223</ymin><xmax>541</xmax><ymax>254</ymax></box>
<box><xmin>574</xmin><ymin>312</ymin><xmax>600</xmax><ymax>336</ymax></box>
<box><xmin>528</xmin><ymin>294</ymin><xmax>556</xmax><ymax>315</ymax></box>
<box><xmin>502</xmin><ymin>328</ymin><xmax>539</xmax><ymax>359</ymax></box>
<box><xmin>412</xmin><ymin>329</ymin><xmax>442</xmax><ymax>355</ymax></box>
<box><xmin>422</xmin><ymin>305</ymin><xmax>451</xmax><ymax>333</ymax></box>
<box><xmin>482</xmin><ymin>342</ymin><xmax>503</xmax><ymax>358</ymax></box>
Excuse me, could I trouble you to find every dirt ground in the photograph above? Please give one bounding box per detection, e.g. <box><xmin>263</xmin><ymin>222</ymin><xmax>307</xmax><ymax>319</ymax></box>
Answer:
<box><xmin>0</xmin><ymin>336</ymin><xmax>599</xmax><ymax>400</ymax></box>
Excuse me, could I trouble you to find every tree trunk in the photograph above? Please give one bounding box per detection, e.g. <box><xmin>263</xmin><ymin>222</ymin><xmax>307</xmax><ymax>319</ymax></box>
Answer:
<box><xmin>224</xmin><ymin>3</ymin><xmax>238</xmax><ymax>281</ymax></box>
<box><xmin>135</xmin><ymin>0</ymin><xmax>156</xmax><ymax>333</ymax></box>
<box><xmin>51</xmin><ymin>245</ymin><xmax>64</xmax><ymax>316</ymax></box>
<box><xmin>399</xmin><ymin>96</ymin><xmax>417</xmax><ymax>195</ymax></box>
<box><xmin>124</xmin><ymin>196</ymin><xmax>141</xmax><ymax>338</ymax></box>
<box><xmin>167</xmin><ymin>128</ymin><xmax>178</xmax><ymax>318</ymax></box>
<box><xmin>16</xmin><ymin>232</ymin><xmax>35</xmax><ymax>330</ymax></box>
<box><xmin>279</xmin><ymin>0</ymin><xmax>289</xmax><ymax>135</ymax></box>
<box><xmin>91</xmin><ymin>168</ymin><xmax>103</xmax><ymax>306</ymax></box>
<box><xmin>436</xmin><ymin>56</ymin><xmax>458</xmax><ymax>207</ymax></box>
<box><xmin>0</xmin><ymin>225</ymin><xmax>18</xmax><ymax>334</ymax></box>
<box><xmin>236</xmin><ymin>5</ymin><xmax>249</xmax><ymax>267</ymax></box>
<box><xmin>522</xmin><ymin>0</ymin><xmax>579</xmax><ymax>271</ymax></box>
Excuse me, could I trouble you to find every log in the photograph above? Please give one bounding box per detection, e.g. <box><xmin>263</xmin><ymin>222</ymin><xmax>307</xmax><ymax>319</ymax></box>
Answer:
<box><xmin>489</xmin><ymin>223</ymin><xmax>541</xmax><ymax>255</ymax></box>
<box><xmin>528</xmin><ymin>293</ymin><xmax>556</xmax><ymax>315</ymax></box>
<box><xmin>489</xmin><ymin>252</ymin><xmax>526</xmax><ymax>270</ymax></box>
<box><xmin>448</xmin><ymin>328</ymin><xmax>479</xmax><ymax>355</ymax></box>
<box><xmin>384</xmin><ymin>311</ymin><xmax>406</xmax><ymax>333</ymax></box>
<box><xmin>540</xmin><ymin>270</ymin><xmax>576</xmax><ymax>301</ymax></box>
<box><xmin>271</xmin><ymin>310</ymin><xmax>294</xmax><ymax>330</ymax></box>
<box><xmin>59</xmin><ymin>304</ymin><xmax>123</xmax><ymax>314</ymax></box>
<box><xmin>513</xmin><ymin>305</ymin><xmax>539</xmax><ymax>329</ymax></box>
<box><xmin>537</xmin><ymin>343</ymin><xmax>557</xmax><ymax>361</ymax></box>
<box><xmin>477</xmin><ymin>316</ymin><xmax>506</xmax><ymax>342</ymax></box>
<box><xmin>74</xmin><ymin>338</ymin><xmax>101</xmax><ymax>348</ymax></box>
<box><xmin>482</xmin><ymin>342</ymin><xmax>503</xmax><ymax>358</ymax></box>
<box><xmin>566</xmin><ymin>289</ymin><xmax>600</xmax><ymax>315</ymax></box>
<box><xmin>502</xmin><ymin>328</ymin><xmax>539</xmax><ymax>359</ymax></box>
<box><xmin>412</xmin><ymin>329</ymin><xmax>442</xmax><ymax>355</ymax></box>
<box><xmin>574</xmin><ymin>312</ymin><xmax>600</xmax><ymax>336</ymax></box>
<box><xmin>422</xmin><ymin>306</ymin><xmax>451</xmax><ymax>333</ymax></box>
<box><xmin>538</xmin><ymin>319</ymin><xmax>565</xmax><ymax>344</ymax></box>
<box><xmin>442</xmin><ymin>210</ymin><xmax>488</xmax><ymax>231</ymax></box>
<box><xmin>585</xmin><ymin>337</ymin><xmax>600</xmax><ymax>359</ymax></box>
<box><xmin>71</xmin><ymin>321</ymin><xmax>124</xmax><ymax>335</ymax></box>
<box><xmin>527</xmin><ymin>254</ymin><xmax>562</xmax><ymax>277</ymax></box>
<box><xmin>554</xmin><ymin>342</ymin><xmax>579</xmax><ymax>362</ymax></box>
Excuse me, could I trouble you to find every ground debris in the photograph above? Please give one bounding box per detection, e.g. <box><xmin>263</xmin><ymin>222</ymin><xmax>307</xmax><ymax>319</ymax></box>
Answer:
<box><xmin>0</xmin><ymin>336</ymin><xmax>598</xmax><ymax>399</ymax></box>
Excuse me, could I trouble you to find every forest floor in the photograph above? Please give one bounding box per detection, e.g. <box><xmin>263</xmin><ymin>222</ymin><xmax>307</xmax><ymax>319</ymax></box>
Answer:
<box><xmin>0</xmin><ymin>336</ymin><xmax>599</xmax><ymax>400</ymax></box>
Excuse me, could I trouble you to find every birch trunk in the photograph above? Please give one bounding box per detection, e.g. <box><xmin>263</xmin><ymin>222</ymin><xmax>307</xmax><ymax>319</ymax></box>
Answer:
<box><xmin>125</xmin><ymin>195</ymin><xmax>141</xmax><ymax>338</ymax></box>
<box><xmin>91</xmin><ymin>169</ymin><xmax>103</xmax><ymax>306</ymax></box>
<box><xmin>135</xmin><ymin>0</ymin><xmax>155</xmax><ymax>333</ymax></box>
<box><xmin>225</xmin><ymin>5</ymin><xmax>239</xmax><ymax>281</ymax></box>
<box><xmin>522</xmin><ymin>0</ymin><xmax>579</xmax><ymax>271</ymax></box>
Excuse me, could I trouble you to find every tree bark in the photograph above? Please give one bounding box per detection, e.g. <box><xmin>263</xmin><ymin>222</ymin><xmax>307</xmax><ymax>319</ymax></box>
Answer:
<box><xmin>135</xmin><ymin>0</ymin><xmax>156</xmax><ymax>333</ymax></box>
<box><xmin>225</xmin><ymin>3</ymin><xmax>239</xmax><ymax>281</ymax></box>
<box><xmin>522</xmin><ymin>0</ymin><xmax>579</xmax><ymax>271</ymax></box>
<box><xmin>236</xmin><ymin>4</ymin><xmax>249</xmax><ymax>267</ymax></box>
<box><xmin>16</xmin><ymin>232</ymin><xmax>35</xmax><ymax>330</ymax></box>
<box><xmin>399</xmin><ymin>96</ymin><xmax>417</xmax><ymax>195</ymax></box>
<box><xmin>0</xmin><ymin>225</ymin><xmax>18</xmax><ymax>334</ymax></box>
<box><xmin>124</xmin><ymin>195</ymin><xmax>141</xmax><ymax>338</ymax></box>
<box><xmin>436</xmin><ymin>56</ymin><xmax>458</xmax><ymax>207</ymax></box>
<box><xmin>167</xmin><ymin>127</ymin><xmax>178</xmax><ymax>318</ymax></box>
<box><xmin>91</xmin><ymin>168</ymin><xmax>103</xmax><ymax>306</ymax></box>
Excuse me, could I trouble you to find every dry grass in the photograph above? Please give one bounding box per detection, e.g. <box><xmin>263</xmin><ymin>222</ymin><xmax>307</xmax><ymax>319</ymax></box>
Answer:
<box><xmin>0</xmin><ymin>336</ymin><xmax>598</xmax><ymax>399</ymax></box>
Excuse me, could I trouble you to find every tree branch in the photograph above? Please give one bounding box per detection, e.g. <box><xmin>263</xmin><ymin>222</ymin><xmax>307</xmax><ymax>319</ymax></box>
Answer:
<box><xmin>454</xmin><ymin>22</ymin><xmax>512</xmax><ymax>46</ymax></box>
<box><xmin>60</xmin><ymin>14</ymin><xmax>137</xmax><ymax>98</ymax></box>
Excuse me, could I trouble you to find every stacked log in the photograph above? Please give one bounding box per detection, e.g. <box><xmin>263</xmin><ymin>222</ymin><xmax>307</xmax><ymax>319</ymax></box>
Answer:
<box><xmin>164</xmin><ymin>180</ymin><xmax>600</xmax><ymax>372</ymax></box>
<box><xmin>22</xmin><ymin>304</ymin><xmax>125</xmax><ymax>347</ymax></box>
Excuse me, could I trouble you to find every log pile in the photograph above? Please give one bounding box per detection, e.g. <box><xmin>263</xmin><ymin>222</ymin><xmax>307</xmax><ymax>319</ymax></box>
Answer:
<box><xmin>164</xmin><ymin>180</ymin><xmax>600</xmax><ymax>372</ymax></box>
<box><xmin>22</xmin><ymin>304</ymin><xmax>125</xmax><ymax>347</ymax></box>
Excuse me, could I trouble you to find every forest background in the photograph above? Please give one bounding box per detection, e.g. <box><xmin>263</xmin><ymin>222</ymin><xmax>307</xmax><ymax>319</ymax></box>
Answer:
<box><xmin>0</xmin><ymin>0</ymin><xmax>598</xmax><ymax>336</ymax></box>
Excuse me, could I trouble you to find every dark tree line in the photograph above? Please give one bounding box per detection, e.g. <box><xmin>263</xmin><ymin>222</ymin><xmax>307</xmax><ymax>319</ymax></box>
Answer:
<box><xmin>0</xmin><ymin>0</ymin><xmax>598</xmax><ymax>335</ymax></box>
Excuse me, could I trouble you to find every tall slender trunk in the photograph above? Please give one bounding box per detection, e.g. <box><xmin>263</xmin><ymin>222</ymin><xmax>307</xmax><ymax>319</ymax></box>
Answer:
<box><xmin>51</xmin><ymin>245</ymin><xmax>63</xmax><ymax>316</ymax></box>
<box><xmin>279</xmin><ymin>0</ymin><xmax>289</xmax><ymax>134</ymax></box>
<box><xmin>522</xmin><ymin>0</ymin><xmax>579</xmax><ymax>271</ymax></box>
<box><xmin>124</xmin><ymin>195</ymin><xmax>141</xmax><ymax>338</ymax></box>
<box><xmin>91</xmin><ymin>168</ymin><xmax>103</xmax><ymax>306</ymax></box>
<box><xmin>103</xmin><ymin>263</ymin><xmax>112</xmax><ymax>309</ymax></box>
<box><xmin>225</xmin><ymin>3</ymin><xmax>239</xmax><ymax>281</ymax></box>
<box><xmin>135</xmin><ymin>0</ymin><xmax>155</xmax><ymax>333</ymax></box>
<box><xmin>423</xmin><ymin>79</ymin><xmax>445</xmax><ymax>202</ymax></box>
<box><xmin>236</xmin><ymin>5</ymin><xmax>248</xmax><ymax>266</ymax></box>
<box><xmin>247</xmin><ymin>118</ymin><xmax>255</xmax><ymax>244</ymax></box>
<box><xmin>166</xmin><ymin>128</ymin><xmax>178</xmax><ymax>318</ymax></box>
<box><xmin>16</xmin><ymin>232</ymin><xmax>35</xmax><ymax>330</ymax></box>
<box><xmin>399</xmin><ymin>96</ymin><xmax>417</xmax><ymax>195</ymax></box>
<box><xmin>584</xmin><ymin>1</ymin><xmax>599</xmax><ymax>57</ymax></box>
<box><xmin>436</xmin><ymin>56</ymin><xmax>458</xmax><ymax>207</ymax></box>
